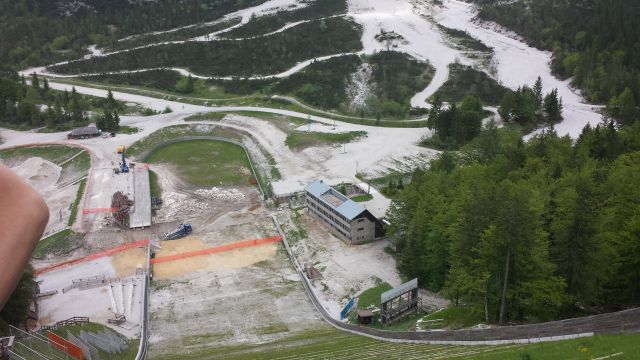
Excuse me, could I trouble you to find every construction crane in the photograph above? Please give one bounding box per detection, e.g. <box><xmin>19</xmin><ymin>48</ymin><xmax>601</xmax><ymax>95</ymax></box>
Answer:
<box><xmin>117</xmin><ymin>145</ymin><xmax>129</xmax><ymax>173</ymax></box>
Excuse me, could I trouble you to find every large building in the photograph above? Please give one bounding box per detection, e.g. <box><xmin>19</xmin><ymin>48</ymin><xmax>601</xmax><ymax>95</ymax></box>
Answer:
<box><xmin>305</xmin><ymin>179</ymin><xmax>384</xmax><ymax>244</ymax></box>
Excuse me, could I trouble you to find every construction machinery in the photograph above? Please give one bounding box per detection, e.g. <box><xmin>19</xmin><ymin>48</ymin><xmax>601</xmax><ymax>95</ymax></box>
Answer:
<box><xmin>163</xmin><ymin>223</ymin><xmax>192</xmax><ymax>240</ymax></box>
<box><xmin>117</xmin><ymin>145</ymin><xmax>129</xmax><ymax>173</ymax></box>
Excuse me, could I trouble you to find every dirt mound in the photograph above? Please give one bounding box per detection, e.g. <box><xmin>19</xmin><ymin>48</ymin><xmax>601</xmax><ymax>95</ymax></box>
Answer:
<box><xmin>12</xmin><ymin>157</ymin><xmax>61</xmax><ymax>188</ymax></box>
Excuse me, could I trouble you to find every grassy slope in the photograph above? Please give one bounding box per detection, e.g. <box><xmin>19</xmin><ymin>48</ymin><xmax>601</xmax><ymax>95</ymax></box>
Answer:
<box><xmin>128</xmin><ymin>124</ymin><xmax>242</xmax><ymax>157</ymax></box>
<box><xmin>51</xmin><ymin>322</ymin><xmax>140</xmax><ymax>360</ymax></box>
<box><xmin>145</xmin><ymin>139</ymin><xmax>252</xmax><ymax>187</ymax></box>
<box><xmin>285</xmin><ymin>131</ymin><xmax>367</xmax><ymax>150</ymax></box>
<box><xmin>0</xmin><ymin>145</ymin><xmax>79</xmax><ymax>164</ymax></box>
<box><xmin>32</xmin><ymin>229</ymin><xmax>76</xmax><ymax>259</ymax></box>
<box><xmin>67</xmin><ymin>179</ymin><xmax>86</xmax><ymax>226</ymax></box>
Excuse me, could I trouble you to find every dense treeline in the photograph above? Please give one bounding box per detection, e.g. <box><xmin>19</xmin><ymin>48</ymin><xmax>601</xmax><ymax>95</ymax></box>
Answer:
<box><xmin>424</xmin><ymin>95</ymin><xmax>484</xmax><ymax>149</ymax></box>
<box><xmin>273</xmin><ymin>55</ymin><xmax>361</xmax><ymax>109</ymax></box>
<box><xmin>432</xmin><ymin>63</ymin><xmax>508</xmax><ymax>106</ymax></box>
<box><xmin>224</xmin><ymin>0</ymin><xmax>347</xmax><ymax>38</ymax></box>
<box><xmin>0</xmin><ymin>267</ymin><xmax>34</xmax><ymax>334</ymax></box>
<box><xmin>49</xmin><ymin>18</ymin><xmax>363</xmax><ymax>77</ymax></box>
<box><xmin>388</xmin><ymin>121</ymin><xmax>640</xmax><ymax>323</ymax></box>
<box><xmin>365</xmin><ymin>51</ymin><xmax>434</xmax><ymax>118</ymax></box>
<box><xmin>79</xmin><ymin>52</ymin><xmax>433</xmax><ymax>117</ymax></box>
<box><xmin>111</xmin><ymin>18</ymin><xmax>242</xmax><ymax>51</ymax></box>
<box><xmin>0</xmin><ymin>72</ymin><xmax>119</xmax><ymax>131</ymax></box>
<box><xmin>0</xmin><ymin>0</ymin><xmax>268</xmax><ymax>70</ymax></box>
<box><xmin>474</xmin><ymin>0</ymin><xmax>640</xmax><ymax>114</ymax></box>
<box><xmin>499</xmin><ymin>77</ymin><xmax>563</xmax><ymax>131</ymax></box>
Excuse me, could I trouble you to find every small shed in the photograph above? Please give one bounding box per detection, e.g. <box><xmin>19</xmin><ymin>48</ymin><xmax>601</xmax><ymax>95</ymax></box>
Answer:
<box><xmin>357</xmin><ymin>310</ymin><xmax>375</xmax><ymax>325</ymax></box>
<box><xmin>68</xmin><ymin>126</ymin><xmax>100</xmax><ymax>139</ymax></box>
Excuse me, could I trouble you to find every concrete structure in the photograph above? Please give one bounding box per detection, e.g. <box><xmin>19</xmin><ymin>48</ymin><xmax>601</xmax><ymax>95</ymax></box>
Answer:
<box><xmin>305</xmin><ymin>179</ymin><xmax>384</xmax><ymax>244</ymax></box>
<box><xmin>130</xmin><ymin>165</ymin><xmax>152</xmax><ymax>228</ymax></box>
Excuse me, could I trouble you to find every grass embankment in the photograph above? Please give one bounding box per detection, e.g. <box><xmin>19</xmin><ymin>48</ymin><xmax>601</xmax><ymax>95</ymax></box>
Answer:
<box><xmin>51</xmin><ymin>322</ymin><xmax>140</xmax><ymax>360</ymax></box>
<box><xmin>67</xmin><ymin>179</ymin><xmax>86</xmax><ymax>226</ymax></box>
<box><xmin>128</xmin><ymin>124</ymin><xmax>242</xmax><ymax>157</ymax></box>
<box><xmin>146</xmin><ymin>140</ymin><xmax>252</xmax><ymax>187</ymax></box>
<box><xmin>0</xmin><ymin>145</ymin><xmax>78</xmax><ymax>164</ymax></box>
<box><xmin>285</xmin><ymin>130</ymin><xmax>367</xmax><ymax>150</ymax></box>
<box><xmin>430</xmin><ymin>63</ymin><xmax>509</xmax><ymax>106</ymax></box>
<box><xmin>149</xmin><ymin>170</ymin><xmax>162</xmax><ymax>198</ymax></box>
<box><xmin>32</xmin><ymin>229</ymin><xmax>77</xmax><ymax>259</ymax></box>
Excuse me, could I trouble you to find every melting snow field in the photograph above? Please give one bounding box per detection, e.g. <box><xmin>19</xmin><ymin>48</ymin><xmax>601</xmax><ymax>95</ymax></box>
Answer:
<box><xmin>434</xmin><ymin>0</ymin><xmax>603</xmax><ymax>137</ymax></box>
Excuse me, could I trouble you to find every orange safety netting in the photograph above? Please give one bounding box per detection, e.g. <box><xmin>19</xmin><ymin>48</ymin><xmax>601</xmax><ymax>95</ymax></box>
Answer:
<box><xmin>150</xmin><ymin>235</ymin><xmax>282</xmax><ymax>264</ymax></box>
<box><xmin>35</xmin><ymin>239</ymin><xmax>149</xmax><ymax>275</ymax></box>
<box><xmin>82</xmin><ymin>207</ymin><xmax>117</xmax><ymax>214</ymax></box>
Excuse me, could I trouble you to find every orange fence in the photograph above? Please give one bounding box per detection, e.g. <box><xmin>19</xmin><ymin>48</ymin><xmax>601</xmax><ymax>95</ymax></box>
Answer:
<box><xmin>150</xmin><ymin>235</ymin><xmax>282</xmax><ymax>264</ymax></box>
<box><xmin>35</xmin><ymin>239</ymin><xmax>149</xmax><ymax>275</ymax></box>
<box><xmin>48</xmin><ymin>331</ymin><xmax>83</xmax><ymax>360</ymax></box>
<box><xmin>82</xmin><ymin>207</ymin><xmax>117</xmax><ymax>214</ymax></box>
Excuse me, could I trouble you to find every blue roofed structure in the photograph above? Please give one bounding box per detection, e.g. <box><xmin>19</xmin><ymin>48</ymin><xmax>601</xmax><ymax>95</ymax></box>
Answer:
<box><xmin>305</xmin><ymin>179</ymin><xmax>366</xmax><ymax>220</ymax></box>
<box><xmin>305</xmin><ymin>179</ymin><xmax>384</xmax><ymax>244</ymax></box>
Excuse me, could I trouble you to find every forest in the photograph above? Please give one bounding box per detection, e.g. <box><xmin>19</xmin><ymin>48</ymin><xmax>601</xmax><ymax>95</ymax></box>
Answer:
<box><xmin>0</xmin><ymin>72</ymin><xmax>121</xmax><ymax>131</ymax></box>
<box><xmin>48</xmin><ymin>17</ymin><xmax>363</xmax><ymax>77</ymax></box>
<box><xmin>473</xmin><ymin>0</ymin><xmax>640</xmax><ymax>120</ymax></box>
<box><xmin>224</xmin><ymin>0</ymin><xmax>347</xmax><ymax>38</ymax></box>
<box><xmin>79</xmin><ymin>51</ymin><xmax>434</xmax><ymax>119</ymax></box>
<box><xmin>0</xmin><ymin>0</ymin><xmax>268</xmax><ymax>70</ymax></box>
<box><xmin>388</xmin><ymin>119</ymin><xmax>640</xmax><ymax>323</ymax></box>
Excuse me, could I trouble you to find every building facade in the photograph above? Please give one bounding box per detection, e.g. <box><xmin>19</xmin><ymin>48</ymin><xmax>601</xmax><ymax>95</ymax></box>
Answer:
<box><xmin>305</xmin><ymin>179</ymin><xmax>383</xmax><ymax>244</ymax></box>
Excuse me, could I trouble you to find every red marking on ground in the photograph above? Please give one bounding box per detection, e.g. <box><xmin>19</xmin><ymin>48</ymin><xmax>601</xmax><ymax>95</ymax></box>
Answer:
<box><xmin>150</xmin><ymin>235</ymin><xmax>282</xmax><ymax>264</ymax></box>
<box><xmin>35</xmin><ymin>239</ymin><xmax>149</xmax><ymax>275</ymax></box>
<box><xmin>82</xmin><ymin>207</ymin><xmax>117</xmax><ymax>214</ymax></box>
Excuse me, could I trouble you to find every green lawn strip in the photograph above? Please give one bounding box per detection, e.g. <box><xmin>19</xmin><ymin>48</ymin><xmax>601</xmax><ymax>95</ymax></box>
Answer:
<box><xmin>117</xmin><ymin>125</ymin><xmax>140</xmax><ymax>134</ymax></box>
<box><xmin>145</xmin><ymin>140</ymin><xmax>252</xmax><ymax>187</ymax></box>
<box><xmin>285</xmin><ymin>130</ymin><xmax>367</xmax><ymax>150</ymax></box>
<box><xmin>0</xmin><ymin>145</ymin><xmax>79</xmax><ymax>165</ymax></box>
<box><xmin>420</xmin><ymin>306</ymin><xmax>484</xmax><ymax>330</ymax></box>
<box><xmin>351</xmin><ymin>193</ymin><xmax>373</xmax><ymax>202</ymax></box>
<box><xmin>67</xmin><ymin>179</ymin><xmax>86</xmax><ymax>226</ymax></box>
<box><xmin>52</xmin><ymin>322</ymin><xmax>140</xmax><ymax>360</ymax></box>
<box><xmin>149</xmin><ymin>170</ymin><xmax>162</xmax><ymax>198</ymax></box>
<box><xmin>32</xmin><ymin>229</ymin><xmax>76</xmax><ymax>259</ymax></box>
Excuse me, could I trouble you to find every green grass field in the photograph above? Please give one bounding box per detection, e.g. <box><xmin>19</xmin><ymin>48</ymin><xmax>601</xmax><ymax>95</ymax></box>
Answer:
<box><xmin>153</xmin><ymin>325</ymin><xmax>640</xmax><ymax>360</ymax></box>
<box><xmin>420</xmin><ymin>306</ymin><xmax>484</xmax><ymax>330</ymax></box>
<box><xmin>285</xmin><ymin>130</ymin><xmax>367</xmax><ymax>150</ymax></box>
<box><xmin>146</xmin><ymin>140</ymin><xmax>252</xmax><ymax>187</ymax></box>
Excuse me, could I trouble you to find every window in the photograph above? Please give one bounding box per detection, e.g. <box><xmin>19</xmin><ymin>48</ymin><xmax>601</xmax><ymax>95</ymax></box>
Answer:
<box><xmin>357</xmin><ymin>218</ymin><xmax>364</xmax><ymax>223</ymax></box>
<box><xmin>357</xmin><ymin>227</ymin><xmax>364</xmax><ymax>232</ymax></box>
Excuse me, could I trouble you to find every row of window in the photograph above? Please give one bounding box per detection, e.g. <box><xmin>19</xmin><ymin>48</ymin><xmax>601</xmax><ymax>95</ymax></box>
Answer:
<box><xmin>306</xmin><ymin>197</ymin><xmax>350</xmax><ymax>232</ymax></box>
<box><xmin>306</xmin><ymin>193</ymin><xmax>350</xmax><ymax>223</ymax></box>
<box><xmin>309</xmin><ymin>206</ymin><xmax>351</xmax><ymax>239</ymax></box>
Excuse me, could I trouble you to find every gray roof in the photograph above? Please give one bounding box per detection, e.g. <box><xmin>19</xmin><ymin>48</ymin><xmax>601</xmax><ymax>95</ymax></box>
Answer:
<box><xmin>305</xmin><ymin>179</ymin><xmax>366</xmax><ymax>220</ymax></box>
<box><xmin>381</xmin><ymin>278</ymin><xmax>418</xmax><ymax>304</ymax></box>
<box><xmin>70</xmin><ymin>126</ymin><xmax>99</xmax><ymax>136</ymax></box>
